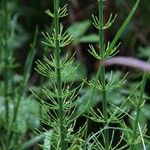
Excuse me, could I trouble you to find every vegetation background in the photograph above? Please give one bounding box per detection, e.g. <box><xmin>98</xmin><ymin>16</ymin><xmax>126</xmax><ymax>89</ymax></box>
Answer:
<box><xmin>0</xmin><ymin>0</ymin><xmax>150</xmax><ymax>149</ymax></box>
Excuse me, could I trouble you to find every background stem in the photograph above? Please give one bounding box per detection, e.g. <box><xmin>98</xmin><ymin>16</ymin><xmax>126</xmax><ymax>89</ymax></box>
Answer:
<box><xmin>7</xmin><ymin>28</ymin><xmax>38</xmax><ymax>146</ymax></box>
<box><xmin>3</xmin><ymin>0</ymin><xmax>9</xmax><ymax>125</ymax></box>
<box><xmin>99</xmin><ymin>0</ymin><xmax>109</xmax><ymax>149</ymax></box>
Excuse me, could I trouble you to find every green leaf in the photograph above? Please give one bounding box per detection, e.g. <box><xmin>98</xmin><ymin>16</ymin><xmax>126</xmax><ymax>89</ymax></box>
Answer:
<box><xmin>110</xmin><ymin>0</ymin><xmax>140</xmax><ymax>49</ymax></box>
<box><xmin>141</xmin><ymin>104</ymin><xmax>150</xmax><ymax>119</ymax></box>
<box><xmin>0</xmin><ymin>96</ymin><xmax>40</xmax><ymax>133</ymax></box>
<box><xmin>20</xmin><ymin>134</ymin><xmax>44</xmax><ymax>150</ymax></box>
<box><xmin>68</xmin><ymin>20</ymin><xmax>90</xmax><ymax>41</ymax></box>
<box><xmin>79</xmin><ymin>34</ymin><xmax>99</xmax><ymax>43</ymax></box>
<box><xmin>138</xmin><ymin>47</ymin><xmax>150</xmax><ymax>58</ymax></box>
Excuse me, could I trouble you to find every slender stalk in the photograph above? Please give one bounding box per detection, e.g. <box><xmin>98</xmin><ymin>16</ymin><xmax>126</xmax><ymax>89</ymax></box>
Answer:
<box><xmin>7</xmin><ymin>28</ymin><xmax>38</xmax><ymax>144</ymax></box>
<box><xmin>53</xmin><ymin>0</ymin><xmax>67</xmax><ymax>149</ymax></box>
<box><xmin>84</xmin><ymin>1</ymin><xmax>109</xmax><ymax>148</ymax></box>
<box><xmin>130</xmin><ymin>69</ymin><xmax>148</xmax><ymax>149</ymax></box>
<box><xmin>3</xmin><ymin>0</ymin><xmax>9</xmax><ymax>124</ymax></box>
<box><xmin>12</xmin><ymin>27</ymin><xmax>38</xmax><ymax>125</ymax></box>
<box><xmin>110</xmin><ymin>0</ymin><xmax>140</xmax><ymax>49</ymax></box>
<box><xmin>99</xmin><ymin>0</ymin><xmax>109</xmax><ymax>149</ymax></box>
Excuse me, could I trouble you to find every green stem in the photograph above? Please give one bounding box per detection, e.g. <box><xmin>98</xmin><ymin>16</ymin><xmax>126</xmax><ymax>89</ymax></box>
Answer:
<box><xmin>84</xmin><ymin>66</ymin><xmax>101</xmax><ymax>150</ymax></box>
<box><xmin>99</xmin><ymin>0</ymin><xmax>109</xmax><ymax>149</ymax></box>
<box><xmin>3</xmin><ymin>0</ymin><xmax>9</xmax><ymax>124</ymax></box>
<box><xmin>53</xmin><ymin>0</ymin><xmax>67</xmax><ymax>149</ymax></box>
<box><xmin>85</xmin><ymin>1</ymin><xmax>109</xmax><ymax>148</ymax></box>
<box><xmin>7</xmin><ymin>28</ymin><xmax>38</xmax><ymax>148</ymax></box>
<box><xmin>130</xmin><ymin>69</ymin><xmax>148</xmax><ymax>150</ymax></box>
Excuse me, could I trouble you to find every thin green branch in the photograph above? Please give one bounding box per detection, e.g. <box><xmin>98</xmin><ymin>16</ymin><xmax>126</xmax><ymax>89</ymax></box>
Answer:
<box><xmin>130</xmin><ymin>59</ymin><xmax>149</xmax><ymax>149</ymax></box>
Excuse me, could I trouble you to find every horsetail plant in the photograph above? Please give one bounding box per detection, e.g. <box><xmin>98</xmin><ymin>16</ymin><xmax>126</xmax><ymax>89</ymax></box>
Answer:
<box><xmin>0</xmin><ymin>1</ymin><xmax>39</xmax><ymax>149</ymax></box>
<box><xmin>86</xmin><ymin>0</ymin><xmax>141</xmax><ymax>149</ymax></box>
<box><xmin>34</xmin><ymin>0</ymin><xmax>86</xmax><ymax>149</ymax></box>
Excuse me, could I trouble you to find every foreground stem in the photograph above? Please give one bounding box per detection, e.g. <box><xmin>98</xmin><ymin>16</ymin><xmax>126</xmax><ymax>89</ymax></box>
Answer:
<box><xmin>53</xmin><ymin>0</ymin><xmax>67</xmax><ymax>149</ymax></box>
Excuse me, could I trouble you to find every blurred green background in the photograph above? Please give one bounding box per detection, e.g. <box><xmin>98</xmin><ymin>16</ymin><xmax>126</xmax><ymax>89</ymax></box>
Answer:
<box><xmin>0</xmin><ymin>0</ymin><xmax>150</xmax><ymax>149</ymax></box>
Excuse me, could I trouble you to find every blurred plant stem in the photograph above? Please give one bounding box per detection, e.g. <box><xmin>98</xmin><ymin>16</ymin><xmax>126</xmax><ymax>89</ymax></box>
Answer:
<box><xmin>3</xmin><ymin>0</ymin><xmax>10</xmax><ymax>125</ymax></box>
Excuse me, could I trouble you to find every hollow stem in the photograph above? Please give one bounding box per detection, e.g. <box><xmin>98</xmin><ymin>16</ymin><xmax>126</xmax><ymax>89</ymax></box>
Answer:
<box><xmin>99</xmin><ymin>0</ymin><xmax>109</xmax><ymax>149</ymax></box>
<box><xmin>53</xmin><ymin>0</ymin><xmax>67</xmax><ymax>149</ymax></box>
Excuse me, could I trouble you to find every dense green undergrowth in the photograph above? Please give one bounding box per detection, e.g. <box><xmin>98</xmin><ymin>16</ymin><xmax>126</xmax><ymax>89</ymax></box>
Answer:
<box><xmin>0</xmin><ymin>0</ymin><xmax>150</xmax><ymax>150</ymax></box>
